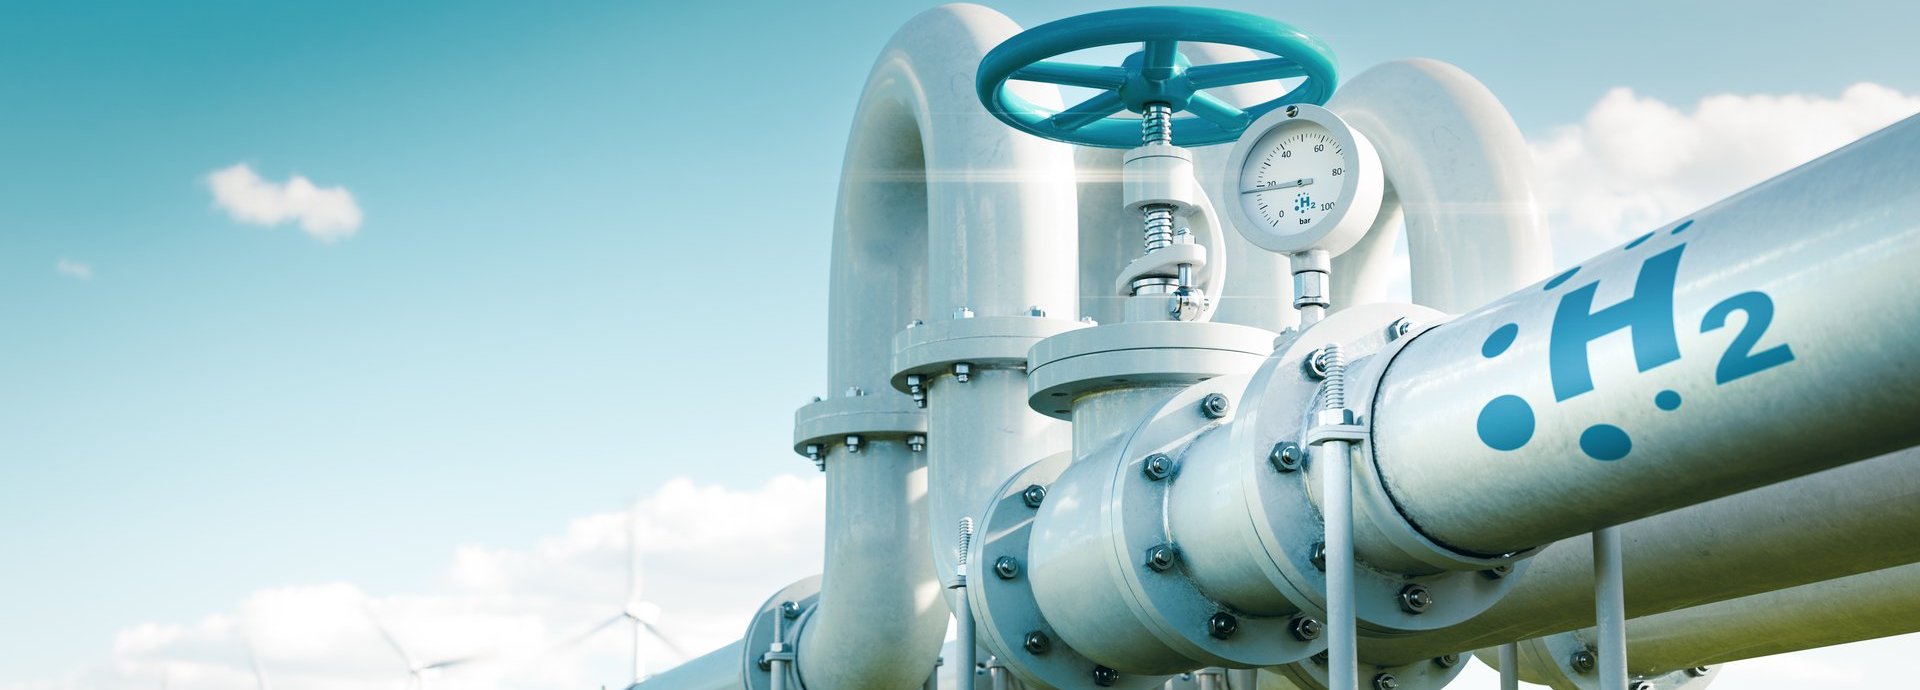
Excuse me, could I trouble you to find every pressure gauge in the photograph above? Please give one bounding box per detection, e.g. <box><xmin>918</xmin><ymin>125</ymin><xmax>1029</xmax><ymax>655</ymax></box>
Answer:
<box><xmin>1222</xmin><ymin>104</ymin><xmax>1384</xmax><ymax>255</ymax></box>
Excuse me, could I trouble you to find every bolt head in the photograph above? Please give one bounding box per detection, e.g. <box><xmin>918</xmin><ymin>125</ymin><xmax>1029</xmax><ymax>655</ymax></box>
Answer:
<box><xmin>1398</xmin><ymin>584</ymin><xmax>1434</xmax><ymax>614</ymax></box>
<box><xmin>1092</xmin><ymin>666</ymin><xmax>1118</xmax><ymax>687</ymax></box>
<box><xmin>1207</xmin><ymin>612</ymin><xmax>1238</xmax><ymax>639</ymax></box>
<box><xmin>1434</xmin><ymin>653</ymin><xmax>1460</xmax><ymax>668</ymax></box>
<box><xmin>1021</xmin><ymin>484</ymin><xmax>1047</xmax><ymax>508</ymax></box>
<box><xmin>1629</xmin><ymin>682</ymin><xmax>1652</xmax><ymax>690</ymax></box>
<box><xmin>780</xmin><ymin>601</ymin><xmax>799</xmax><ymax>618</ymax></box>
<box><xmin>1200</xmin><ymin>393</ymin><xmax>1231</xmax><ymax>419</ymax></box>
<box><xmin>1310</xmin><ymin>542</ymin><xmax>1326</xmax><ymax>571</ymax></box>
<box><xmin>1145</xmin><ymin>544</ymin><xmax>1178</xmax><ymax>572</ymax></box>
<box><xmin>1268</xmin><ymin>441</ymin><xmax>1303</xmax><ymax>472</ymax></box>
<box><xmin>1311</xmin><ymin>652</ymin><xmax>1328</xmax><ymax>666</ymax></box>
<box><xmin>1481</xmin><ymin>564</ymin><xmax>1513</xmax><ymax>580</ymax></box>
<box><xmin>1387</xmin><ymin>318</ymin><xmax>1415</xmax><ymax>340</ymax></box>
<box><xmin>1028</xmin><ymin>306</ymin><xmax>1047</xmax><ymax>317</ymax></box>
<box><xmin>1372</xmin><ymin>673</ymin><xmax>1398</xmax><ymax>690</ymax></box>
<box><xmin>1305</xmin><ymin>348</ymin><xmax>1331</xmax><ymax>379</ymax></box>
<box><xmin>1142</xmin><ymin>453</ymin><xmax>1175</xmax><ymax>480</ymax></box>
<box><xmin>1570</xmin><ymin>649</ymin><xmax>1597</xmax><ymax>674</ymax></box>
<box><xmin>1289</xmin><ymin>615</ymin><xmax>1323</xmax><ymax>641</ymax></box>
<box><xmin>1023</xmin><ymin>631</ymin><xmax>1051</xmax><ymax>655</ymax></box>
<box><xmin>994</xmin><ymin>556</ymin><xmax>1021</xmax><ymax>580</ymax></box>
<box><xmin>1686</xmin><ymin>666</ymin><xmax>1712</xmax><ymax>677</ymax></box>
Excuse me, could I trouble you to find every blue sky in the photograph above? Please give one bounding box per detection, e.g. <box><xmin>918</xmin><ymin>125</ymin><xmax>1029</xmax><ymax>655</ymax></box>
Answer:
<box><xmin>4</xmin><ymin>1</ymin><xmax>1918</xmax><ymax>687</ymax></box>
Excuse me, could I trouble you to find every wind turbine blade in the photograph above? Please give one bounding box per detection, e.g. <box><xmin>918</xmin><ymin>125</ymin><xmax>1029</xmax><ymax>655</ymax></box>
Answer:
<box><xmin>552</xmin><ymin>613</ymin><xmax>627</xmax><ymax>652</ymax></box>
<box><xmin>362</xmin><ymin>603</ymin><xmax>417</xmax><ymax>669</ymax></box>
<box><xmin>640</xmin><ymin>621</ymin><xmax>692</xmax><ymax>661</ymax></box>
<box><xmin>420</xmin><ymin>650</ymin><xmax>492</xmax><ymax>672</ymax></box>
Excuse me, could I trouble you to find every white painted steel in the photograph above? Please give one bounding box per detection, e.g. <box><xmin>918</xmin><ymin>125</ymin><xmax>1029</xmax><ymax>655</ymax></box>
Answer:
<box><xmin>1360</xmin><ymin>446</ymin><xmax>1920</xmax><ymax>666</ymax></box>
<box><xmin>1371</xmin><ymin>113</ymin><xmax>1920</xmax><ymax>557</ymax></box>
<box><xmin>1592</xmin><ymin>527</ymin><xmax>1626</xmax><ymax>690</ymax></box>
<box><xmin>1325</xmin><ymin>59</ymin><xmax>1552</xmax><ymax>313</ymax></box>
<box><xmin>1621</xmin><ymin>562</ymin><xmax>1920</xmax><ymax>675</ymax></box>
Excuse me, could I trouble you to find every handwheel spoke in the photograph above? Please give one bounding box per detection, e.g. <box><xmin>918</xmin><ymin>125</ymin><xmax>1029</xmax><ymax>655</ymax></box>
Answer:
<box><xmin>1011</xmin><ymin>62</ymin><xmax>1130</xmax><ymax>90</ymax></box>
<box><xmin>1186</xmin><ymin>58</ymin><xmax>1309</xmax><ymax>89</ymax></box>
<box><xmin>1186</xmin><ymin>91</ymin><xmax>1250</xmax><ymax>130</ymax></box>
<box><xmin>1045</xmin><ymin>90</ymin><xmax>1127</xmax><ymax>132</ymax></box>
<box><xmin>1142</xmin><ymin>39</ymin><xmax>1181</xmax><ymax>73</ymax></box>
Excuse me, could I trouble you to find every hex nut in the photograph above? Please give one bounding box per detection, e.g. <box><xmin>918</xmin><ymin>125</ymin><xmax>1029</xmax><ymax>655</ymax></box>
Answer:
<box><xmin>1398</xmin><ymin>584</ymin><xmax>1434</xmax><ymax>614</ymax></box>
<box><xmin>1022</xmin><ymin>484</ymin><xmax>1047</xmax><ymax>508</ymax></box>
<box><xmin>1372</xmin><ymin>673</ymin><xmax>1398</xmax><ymax>690</ymax></box>
<box><xmin>1434</xmin><ymin>653</ymin><xmax>1460</xmax><ymax>668</ymax></box>
<box><xmin>1023</xmin><ymin>631</ymin><xmax>1051</xmax><ymax>655</ymax></box>
<box><xmin>1269</xmin><ymin>441</ymin><xmax>1303</xmax><ymax>473</ymax></box>
<box><xmin>1481</xmin><ymin>564</ymin><xmax>1513</xmax><ymax>580</ymax></box>
<box><xmin>1142</xmin><ymin>453</ymin><xmax>1176</xmax><ymax>481</ymax></box>
<box><xmin>1092</xmin><ymin>666</ymin><xmax>1119</xmax><ymax>687</ymax></box>
<box><xmin>1311</xmin><ymin>542</ymin><xmax>1326</xmax><ymax>571</ymax></box>
<box><xmin>1686</xmin><ymin>666</ymin><xmax>1712</xmax><ymax>678</ymax></box>
<box><xmin>994</xmin><ymin>556</ymin><xmax>1021</xmax><ymax>580</ymax></box>
<box><xmin>1145</xmin><ymin>544</ymin><xmax>1178</xmax><ymax>572</ymax></box>
<box><xmin>1570</xmin><ymin>649</ymin><xmax>1597</xmax><ymax>674</ymax></box>
<box><xmin>1289</xmin><ymin>615</ymin><xmax>1323</xmax><ymax>641</ymax></box>
<box><xmin>1200</xmin><ymin>393</ymin><xmax>1231</xmax><ymax>419</ymax></box>
<box><xmin>1305</xmin><ymin>348</ymin><xmax>1331</xmax><ymax>379</ymax></box>
<box><xmin>1207</xmin><ymin>612</ymin><xmax>1239</xmax><ymax>640</ymax></box>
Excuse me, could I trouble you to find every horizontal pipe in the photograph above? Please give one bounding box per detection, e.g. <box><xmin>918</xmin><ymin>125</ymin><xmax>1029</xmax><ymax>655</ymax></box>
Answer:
<box><xmin>1370</xmin><ymin>113</ymin><xmax>1920</xmax><ymax>557</ymax></box>
<box><xmin>1621</xmin><ymin>561</ymin><xmax>1920</xmax><ymax>675</ymax></box>
<box><xmin>635</xmin><ymin>641</ymin><xmax>745</xmax><ymax>690</ymax></box>
<box><xmin>1361</xmin><ymin>445</ymin><xmax>1920</xmax><ymax>666</ymax></box>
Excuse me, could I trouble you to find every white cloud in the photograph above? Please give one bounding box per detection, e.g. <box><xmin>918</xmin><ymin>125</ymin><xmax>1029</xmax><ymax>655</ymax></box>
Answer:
<box><xmin>55</xmin><ymin>259</ymin><xmax>92</xmax><ymax>280</ymax></box>
<box><xmin>1533</xmin><ymin>83</ymin><xmax>1920</xmax><ymax>263</ymax></box>
<box><xmin>6</xmin><ymin>474</ymin><xmax>825</xmax><ymax>690</ymax></box>
<box><xmin>206</xmin><ymin>164</ymin><xmax>364</xmax><ymax>242</ymax></box>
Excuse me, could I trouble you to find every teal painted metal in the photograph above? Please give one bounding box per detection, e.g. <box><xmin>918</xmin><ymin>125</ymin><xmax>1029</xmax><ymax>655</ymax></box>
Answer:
<box><xmin>975</xmin><ymin>7</ymin><xmax>1337</xmax><ymax>148</ymax></box>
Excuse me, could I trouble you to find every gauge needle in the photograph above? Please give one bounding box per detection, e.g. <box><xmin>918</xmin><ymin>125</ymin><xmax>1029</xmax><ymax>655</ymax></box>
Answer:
<box><xmin>1242</xmin><ymin>178</ymin><xmax>1314</xmax><ymax>194</ymax></box>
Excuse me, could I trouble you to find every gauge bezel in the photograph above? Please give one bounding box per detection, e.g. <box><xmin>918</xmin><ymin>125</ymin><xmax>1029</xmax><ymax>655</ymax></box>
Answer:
<box><xmin>1221</xmin><ymin>103</ymin><xmax>1385</xmax><ymax>255</ymax></box>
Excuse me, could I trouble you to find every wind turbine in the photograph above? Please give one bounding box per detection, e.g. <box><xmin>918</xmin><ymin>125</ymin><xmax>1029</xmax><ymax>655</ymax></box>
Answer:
<box><xmin>555</xmin><ymin>500</ymin><xmax>688</xmax><ymax>684</ymax></box>
<box><xmin>364</xmin><ymin>603</ymin><xmax>487</xmax><ymax>689</ymax></box>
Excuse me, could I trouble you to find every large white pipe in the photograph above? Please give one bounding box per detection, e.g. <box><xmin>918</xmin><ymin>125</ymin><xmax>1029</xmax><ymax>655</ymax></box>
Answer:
<box><xmin>1368</xmin><ymin>113</ymin><xmax>1920</xmax><ymax>558</ymax></box>
<box><xmin>1361</xmin><ymin>446</ymin><xmax>1920</xmax><ymax>666</ymax></box>
<box><xmin>1326</xmin><ymin>59</ymin><xmax>1553</xmax><ymax>314</ymax></box>
<box><xmin>810</xmin><ymin>4</ymin><xmax>1081</xmax><ymax>689</ymax></box>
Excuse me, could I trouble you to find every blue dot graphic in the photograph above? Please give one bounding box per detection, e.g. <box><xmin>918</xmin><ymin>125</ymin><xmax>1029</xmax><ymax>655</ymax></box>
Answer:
<box><xmin>1580</xmin><ymin>424</ymin><xmax>1632</xmax><ymax>461</ymax></box>
<box><xmin>1477</xmin><ymin>395</ymin><xmax>1535</xmax><ymax>451</ymax></box>
<box><xmin>1670</xmin><ymin>219</ymin><xmax>1695</xmax><ymax>235</ymax></box>
<box><xmin>1483</xmin><ymin>323</ymin><xmax>1519</xmax><ymax>358</ymax></box>
<box><xmin>1626</xmin><ymin>232</ymin><xmax>1654</xmax><ymax>249</ymax></box>
<box><xmin>1655</xmin><ymin>390</ymin><xmax>1682</xmax><ymax>411</ymax></box>
<box><xmin>1544</xmin><ymin>267</ymin><xmax>1580</xmax><ymax>290</ymax></box>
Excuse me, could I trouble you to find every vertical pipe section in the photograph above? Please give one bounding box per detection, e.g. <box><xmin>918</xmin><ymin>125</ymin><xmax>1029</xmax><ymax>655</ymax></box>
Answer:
<box><xmin>1370</xmin><ymin>114</ymin><xmax>1920</xmax><ymax>558</ymax></box>
<box><xmin>1592</xmin><ymin>528</ymin><xmax>1626</xmax><ymax>690</ymax></box>
<box><xmin>1497</xmin><ymin>644</ymin><xmax>1519</xmax><ymax>690</ymax></box>
<box><xmin>1323</xmin><ymin>439</ymin><xmax>1356</xmax><ymax>690</ymax></box>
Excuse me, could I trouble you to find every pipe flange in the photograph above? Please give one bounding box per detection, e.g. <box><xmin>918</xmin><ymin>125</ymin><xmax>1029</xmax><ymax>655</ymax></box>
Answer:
<box><xmin>1264</xmin><ymin>649</ymin><xmax>1469</xmax><ymax>690</ymax></box>
<box><xmin>1235</xmin><ymin>304</ymin><xmax>1528</xmax><ymax>634</ymax></box>
<box><xmin>1483</xmin><ymin>633</ymin><xmax>1722</xmax><ymax>690</ymax></box>
<box><xmin>1104</xmin><ymin>376</ymin><xmax>1326</xmax><ymax>669</ymax></box>
<box><xmin>1026</xmin><ymin>321</ymin><xmax>1275</xmax><ymax>419</ymax></box>
<box><xmin>791</xmin><ymin>395</ymin><xmax>927</xmax><ymax>457</ymax></box>
<box><xmin>741</xmin><ymin>576</ymin><xmax>822</xmax><ymax>690</ymax></box>
<box><xmin>891</xmin><ymin>315</ymin><xmax>1087</xmax><ymax>393</ymax></box>
<box><xmin>970</xmin><ymin>452</ymin><xmax>1169</xmax><ymax>690</ymax></box>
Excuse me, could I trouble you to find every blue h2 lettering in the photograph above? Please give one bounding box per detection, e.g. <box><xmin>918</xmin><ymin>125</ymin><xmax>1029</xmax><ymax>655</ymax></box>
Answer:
<box><xmin>1548</xmin><ymin>245</ymin><xmax>1686</xmax><ymax>401</ymax></box>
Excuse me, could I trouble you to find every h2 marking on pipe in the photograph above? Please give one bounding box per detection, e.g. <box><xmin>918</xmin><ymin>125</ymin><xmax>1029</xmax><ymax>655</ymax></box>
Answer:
<box><xmin>1472</xmin><ymin>219</ymin><xmax>1797</xmax><ymax>460</ymax></box>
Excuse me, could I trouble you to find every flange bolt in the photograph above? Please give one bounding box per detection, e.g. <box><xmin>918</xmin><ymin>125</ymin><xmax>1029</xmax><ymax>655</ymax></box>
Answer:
<box><xmin>1289</xmin><ymin>615</ymin><xmax>1323</xmax><ymax>641</ymax></box>
<box><xmin>1269</xmin><ymin>441</ymin><xmax>1303</xmax><ymax>473</ymax></box>
<box><xmin>1481</xmin><ymin>564</ymin><xmax>1513</xmax><ymax>580</ymax></box>
<box><xmin>1686</xmin><ymin>666</ymin><xmax>1712</xmax><ymax>677</ymax></box>
<box><xmin>1434</xmin><ymin>653</ymin><xmax>1460</xmax><ymax>668</ymax></box>
<box><xmin>1143</xmin><ymin>453</ymin><xmax>1176</xmax><ymax>481</ymax></box>
<box><xmin>1200</xmin><ymin>393</ymin><xmax>1231</xmax><ymax>419</ymax></box>
<box><xmin>1021</xmin><ymin>484</ymin><xmax>1047</xmax><ymax>508</ymax></box>
<box><xmin>1311</xmin><ymin>542</ymin><xmax>1326</xmax><ymax>571</ymax></box>
<box><xmin>1570</xmin><ymin>649</ymin><xmax>1597</xmax><ymax>674</ymax></box>
<box><xmin>1398</xmin><ymin>584</ymin><xmax>1433</xmax><ymax>614</ymax></box>
<box><xmin>1372</xmin><ymin>673</ymin><xmax>1398</xmax><ymax>690</ymax></box>
<box><xmin>1092</xmin><ymin>666</ymin><xmax>1119</xmax><ymax>687</ymax></box>
<box><xmin>994</xmin><ymin>556</ymin><xmax>1022</xmax><ymax>580</ymax></box>
<box><xmin>1145</xmin><ymin>544</ymin><xmax>1178</xmax><ymax>572</ymax></box>
<box><xmin>1207</xmin><ymin>612</ymin><xmax>1239</xmax><ymax>640</ymax></box>
<box><xmin>1023</xmin><ymin>631</ymin><xmax>1051</xmax><ymax>655</ymax></box>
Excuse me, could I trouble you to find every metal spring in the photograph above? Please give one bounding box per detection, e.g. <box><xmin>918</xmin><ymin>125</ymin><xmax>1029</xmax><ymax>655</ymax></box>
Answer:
<box><xmin>1320</xmin><ymin>345</ymin><xmax>1348</xmax><ymax>410</ymax></box>
<box><xmin>1142</xmin><ymin>103</ymin><xmax>1173</xmax><ymax>145</ymax></box>
<box><xmin>1144</xmin><ymin>206</ymin><xmax>1176</xmax><ymax>252</ymax></box>
<box><xmin>956</xmin><ymin>517</ymin><xmax>974</xmax><ymax>567</ymax></box>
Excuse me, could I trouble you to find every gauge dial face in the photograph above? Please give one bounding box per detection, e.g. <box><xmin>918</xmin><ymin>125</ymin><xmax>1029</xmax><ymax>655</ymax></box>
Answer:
<box><xmin>1237</xmin><ymin>120</ymin><xmax>1349</xmax><ymax>237</ymax></box>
